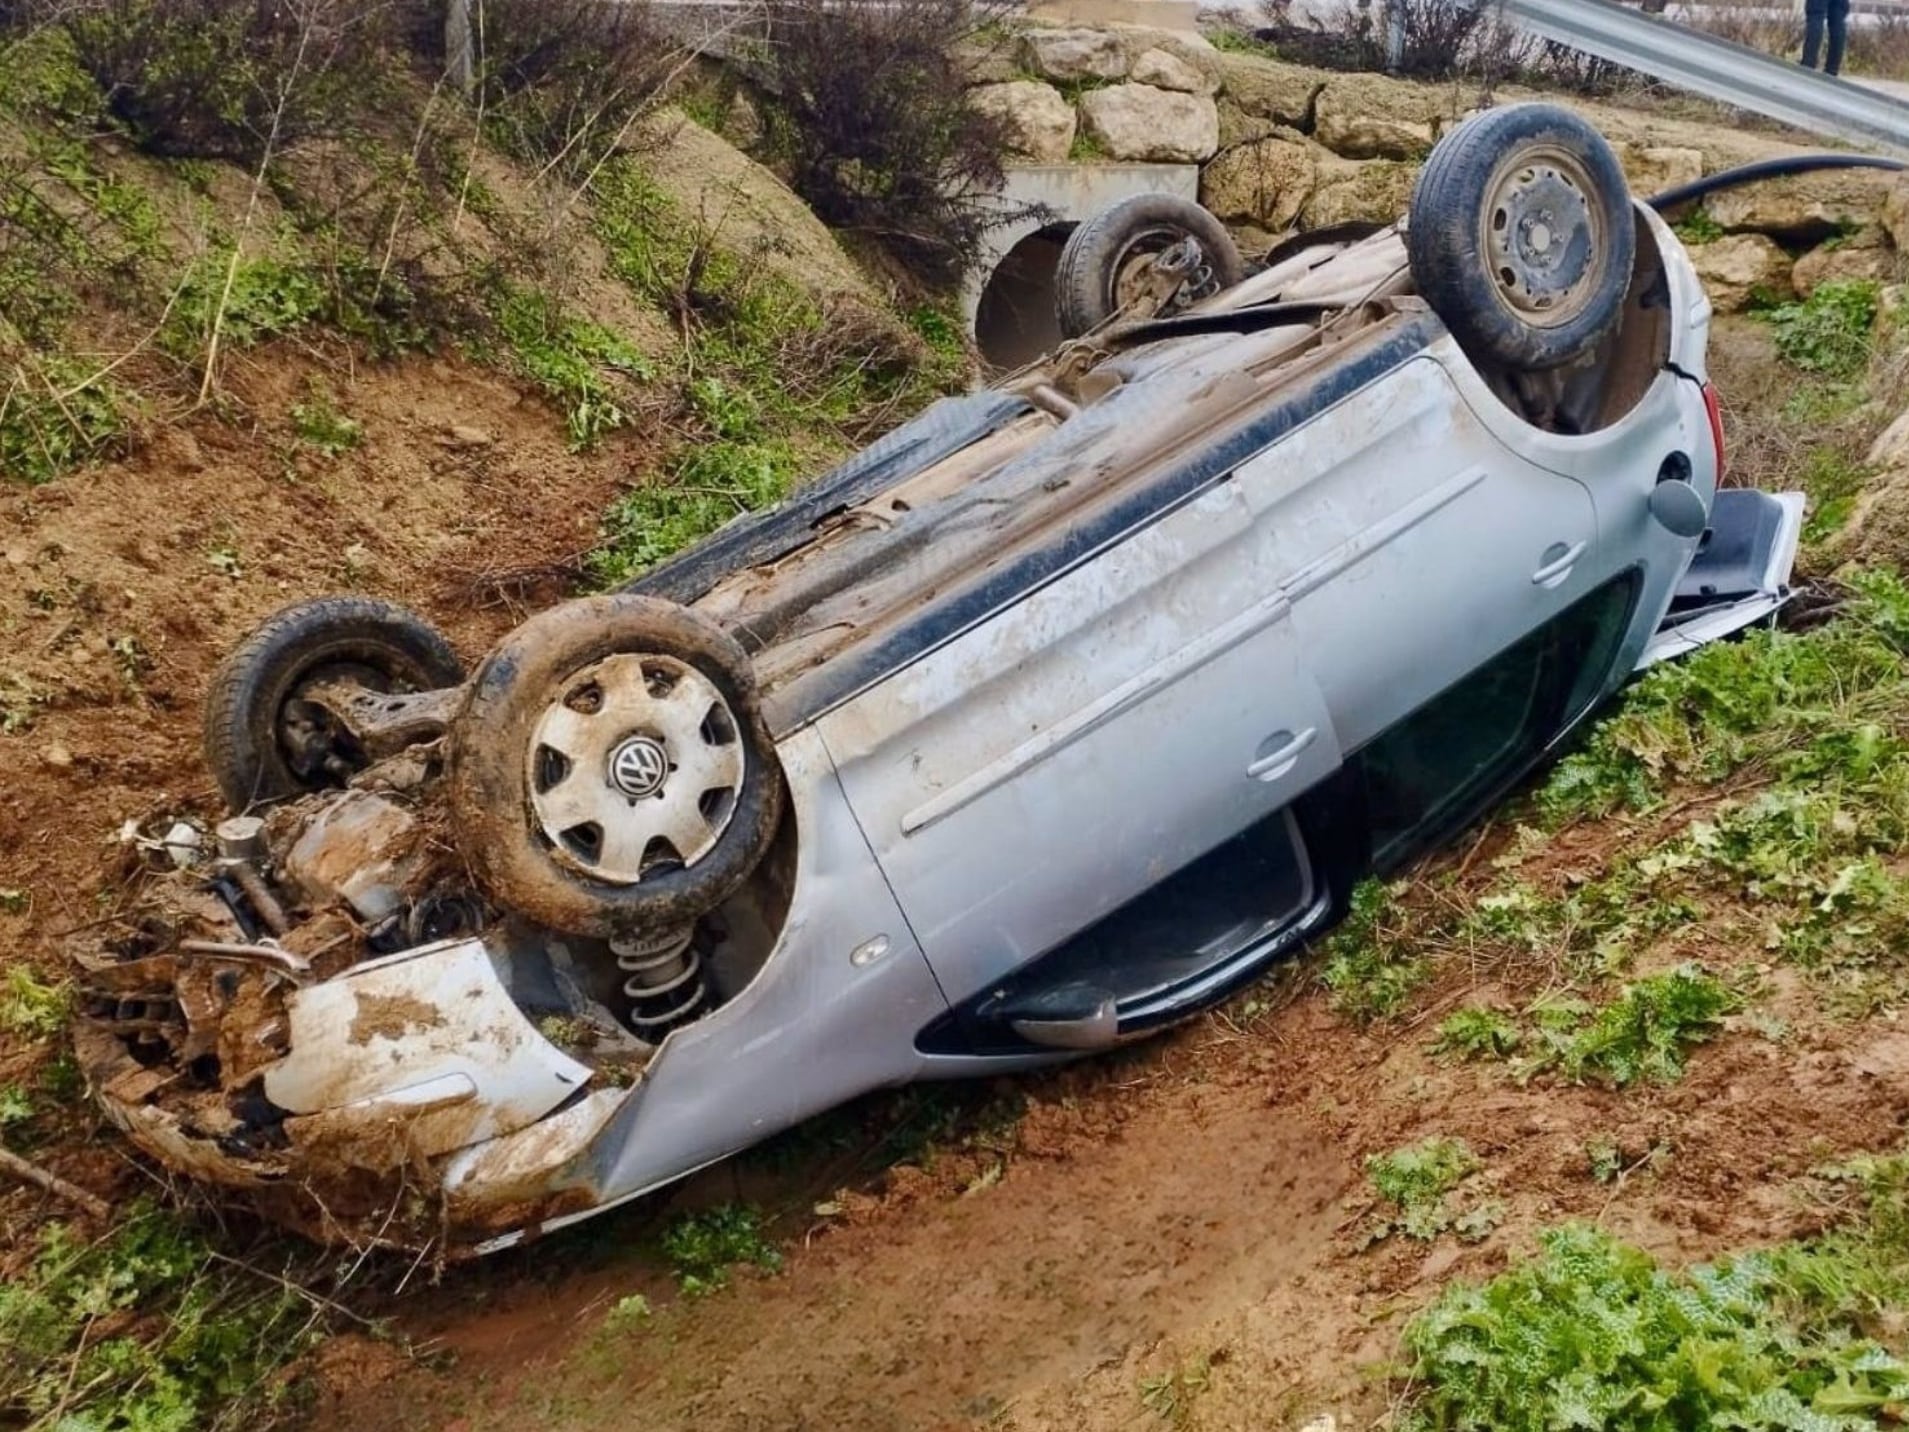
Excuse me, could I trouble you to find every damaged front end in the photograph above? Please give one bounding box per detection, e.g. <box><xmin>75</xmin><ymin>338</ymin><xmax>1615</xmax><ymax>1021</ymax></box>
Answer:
<box><xmin>73</xmin><ymin>586</ymin><xmax>810</xmax><ymax>1252</ymax></box>
<box><xmin>72</xmin><ymin>768</ymin><xmax>668</xmax><ymax>1250</ymax></box>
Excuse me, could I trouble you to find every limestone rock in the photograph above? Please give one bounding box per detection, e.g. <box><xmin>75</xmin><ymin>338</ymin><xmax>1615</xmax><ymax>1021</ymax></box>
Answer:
<box><xmin>1079</xmin><ymin>84</ymin><xmax>1219</xmax><ymax>163</ymax></box>
<box><xmin>1313</xmin><ymin>88</ymin><xmax>1433</xmax><ymax>161</ymax></box>
<box><xmin>1020</xmin><ymin>27</ymin><xmax>1128</xmax><ymax>83</ymax></box>
<box><xmin>1687</xmin><ymin>234</ymin><xmax>1794</xmax><ymax>313</ymax></box>
<box><xmin>1213</xmin><ymin>51</ymin><xmax>1322</xmax><ymax>130</ymax></box>
<box><xmin>1706</xmin><ymin>170</ymin><xmax>1896</xmax><ymax>242</ymax></box>
<box><xmin>1132</xmin><ymin>47</ymin><xmax>1214</xmax><ymax>95</ymax></box>
<box><xmin>1110</xmin><ymin>23</ymin><xmax>1223</xmax><ymax>82</ymax></box>
<box><xmin>970</xmin><ymin>80</ymin><xmax>1078</xmax><ymax>164</ymax></box>
<box><xmin>1614</xmin><ymin>143</ymin><xmax>1703</xmax><ymax>197</ymax></box>
<box><xmin>1792</xmin><ymin>231</ymin><xmax>1899</xmax><ymax>298</ymax></box>
<box><xmin>952</xmin><ymin>36</ymin><xmax>1027</xmax><ymax>86</ymax></box>
<box><xmin>1301</xmin><ymin>156</ymin><xmax>1417</xmax><ymax>229</ymax></box>
<box><xmin>1868</xmin><ymin>405</ymin><xmax>1909</xmax><ymax>470</ymax></box>
<box><xmin>1200</xmin><ymin>137</ymin><xmax>1318</xmax><ymax>230</ymax></box>
<box><xmin>1884</xmin><ymin>178</ymin><xmax>1909</xmax><ymax>250</ymax></box>
<box><xmin>1217</xmin><ymin>97</ymin><xmax>1280</xmax><ymax>150</ymax></box>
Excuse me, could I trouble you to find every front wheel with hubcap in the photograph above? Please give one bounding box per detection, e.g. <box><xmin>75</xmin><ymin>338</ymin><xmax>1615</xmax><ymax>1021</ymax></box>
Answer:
<box><xmin>447</xmin><ymin>594</ymin><xmax>782</xmax><ymax>939</ymax></box>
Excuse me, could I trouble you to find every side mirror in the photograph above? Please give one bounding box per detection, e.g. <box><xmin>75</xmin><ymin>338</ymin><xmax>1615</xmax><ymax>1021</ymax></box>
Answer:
<box><xmin>1649</xmin><ymin>478</ymin><xmax>1709</xmax><ymax>539</ymax></box>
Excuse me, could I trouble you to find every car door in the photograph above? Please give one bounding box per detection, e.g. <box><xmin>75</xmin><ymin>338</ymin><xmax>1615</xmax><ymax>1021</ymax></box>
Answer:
<box><xmin>816</xmin><ymin>474</ymin><xmax>1343</xmax><ymax>1009</ymax></box>
<box><xmin>1225</xmin><ymin>351</ymin><xmax>1601</xmax><ymax>758</ymax></box>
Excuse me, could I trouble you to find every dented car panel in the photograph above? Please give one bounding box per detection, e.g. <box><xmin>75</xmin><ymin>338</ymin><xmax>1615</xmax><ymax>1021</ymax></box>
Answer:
<box><xmin>78</xmin><ymin>189</ymin><xmax>1797</xmax><ymax>1253</ymax></box>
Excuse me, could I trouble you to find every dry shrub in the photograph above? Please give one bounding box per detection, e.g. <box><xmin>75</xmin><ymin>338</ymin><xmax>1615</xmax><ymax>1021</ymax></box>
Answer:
<box><xmin>757</xmin><ymin>0</ymin><xmax>1018</xmax><ymax>289</ymax></box>
<box><xmin>60</xmin><ymin>0</ymin><xmax>402</xmax><ymax>159</ymax></box>
<box><xmin>468</xmin><ymin>0</ymin><xmax>671</xmax><ymax>166</ymax></box>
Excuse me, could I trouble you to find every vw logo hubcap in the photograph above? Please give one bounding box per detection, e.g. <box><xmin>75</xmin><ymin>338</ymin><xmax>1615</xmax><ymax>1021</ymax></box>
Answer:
<box><xmin>607</xmin><ymin>735</ymin><xmax>669</xmax><ymax>799</ymax></box>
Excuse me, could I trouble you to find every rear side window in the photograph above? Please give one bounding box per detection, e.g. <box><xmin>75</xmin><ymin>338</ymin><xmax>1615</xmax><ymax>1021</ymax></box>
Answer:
<box><xmin>1361</xmin><ymin>573</ymin><xmax>1639</xmax><ymax>870</ymax></box>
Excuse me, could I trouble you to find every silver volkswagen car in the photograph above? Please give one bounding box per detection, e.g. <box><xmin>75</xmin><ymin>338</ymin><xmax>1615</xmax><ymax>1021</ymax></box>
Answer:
<box><xmin>75</xmin><ymin>105</ymin><xmax>1801</xmax><ymax>1252</ymax></box>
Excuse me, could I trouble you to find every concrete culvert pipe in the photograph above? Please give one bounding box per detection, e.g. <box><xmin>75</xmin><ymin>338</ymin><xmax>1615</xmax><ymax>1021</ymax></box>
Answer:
<box><xmin>973</xmin><ymin>222</ymin><xmax>1078</xmax><ymax>372</ymax></box>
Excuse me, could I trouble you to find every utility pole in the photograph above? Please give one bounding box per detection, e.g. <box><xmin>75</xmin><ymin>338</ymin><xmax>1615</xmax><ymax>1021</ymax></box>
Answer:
<box><xmin>1384</xmin><ymin>0</ymin><xmax>1406</xmax><ymax>71</ymax></box>
<box><xmin>446</xmin><ymin>0</ymin><xmax>473</xmax><ymax>91</ymax></box>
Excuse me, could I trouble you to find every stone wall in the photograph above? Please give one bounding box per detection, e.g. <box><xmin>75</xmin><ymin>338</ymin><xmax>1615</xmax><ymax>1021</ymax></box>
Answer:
<box><xmin>958</xmin><ymin>24</ymin><xmax>1909</xmax><ymax>313</ymax></box>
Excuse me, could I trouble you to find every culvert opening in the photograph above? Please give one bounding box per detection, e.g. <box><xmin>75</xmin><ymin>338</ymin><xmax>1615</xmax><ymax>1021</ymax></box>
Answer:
<box><xmin>974</xmin><ymin>222</ymin><xmax>1077</xmax><ymax>372</ymax></box>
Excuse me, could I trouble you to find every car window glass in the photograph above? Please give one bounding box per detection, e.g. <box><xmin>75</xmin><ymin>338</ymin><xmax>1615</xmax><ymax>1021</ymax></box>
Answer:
<box><xmin>1363</xmin><ymin>574</ymin><xmax>1638</xmax><ymax>870</ymax></box>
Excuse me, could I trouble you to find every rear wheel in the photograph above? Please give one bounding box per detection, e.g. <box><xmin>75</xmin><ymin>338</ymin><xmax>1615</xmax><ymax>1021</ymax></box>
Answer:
<box><xmin>1055</xmin><ymin>194</ymin><xmax>1245</xmax><ymax>339</ymax></box>
<box><xmin>204</xmin><ymin>597</ymin><xmax>463</xmax><ymax>811</ymax></box>
<box><xmin>1407</xmin><ymin>103</ymin><xmax>1635</xmax><ymax>372</ymax></box>
<box><xmin>446</xmin><ymin>595</ymin><xmax>783</xmax><ymax>939</ymax></box>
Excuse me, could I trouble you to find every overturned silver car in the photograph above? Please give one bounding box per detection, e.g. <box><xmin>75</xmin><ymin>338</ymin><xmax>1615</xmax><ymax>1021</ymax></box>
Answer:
<box><xmin>74</xmin><ymin>104</ymin><xmax>1802</xmax><ymax>1252</ymax></box>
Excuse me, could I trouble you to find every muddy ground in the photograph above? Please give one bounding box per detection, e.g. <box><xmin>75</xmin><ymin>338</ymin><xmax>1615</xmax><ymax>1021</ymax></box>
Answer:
<box><xmin>4</xmin><ymin>318</ymin><xmax>1907</xmax><ymax>1431</ymax></box>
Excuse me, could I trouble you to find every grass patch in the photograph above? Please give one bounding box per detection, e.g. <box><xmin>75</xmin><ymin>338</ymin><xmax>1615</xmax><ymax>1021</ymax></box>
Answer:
<box><xmin>1431</xmin><ymin>1006</ymin><xmax>1522</xmax><ymax>1061</ymax></box>
<box><xmin>0</xmin><ymin>1203</ymin><xmax>332</xmax><ymax>1430</ymax></box>
<box><xmin>659</xmin><ymin>1204</ymin><xmax>781</xmax><ymax>1297</ymax></box>
<box><xmin>1402</xmin><ymin>1155</ymin><xmax>1909</xmax><ymax>1431</ymax></box>
<box><xmin>492</xmin><ymin>286</ymin><xmax>653</xmax><ymax>451</ymax></box>
<box><xmin>1319</xmin><ymin>879</ymin><xmax>1429</xmax><ymax>1022</ymax></box>
<box><xmin>1673</xmin><ymin>208</ymin><xmax>1725</xmax><ymax>244</ymax></box>
<box><xmin>1762</xmin><ymin>279</ymin><xmax>1881</xmax><ymax>379</ymax></box>
<box><xmin>290</xmin><ymin>384</ymin><xmax>363</xmax><ymax>456</ymax></box>
<box><xmin>1366</xmin><ymin>1137</ymin><xmax>1499</xmax><ymax>1244</ymax></box>
<box><xmin>1548</xmin><ymin>965</ymin><xmax>1739</xmax><ymax>1087</ymax></box>
<box><xmin>1</xmin><ymin>355</ymin><xmax>124</xmax><ymax>483</ymax></box>
<box><xmin>1800</xmin><ymin>446</ymin><xmax>1872</xmax><ymax>545</ymax></box>
<box><xmin>0</xmin><ymin>966</ymin><xmax>70</xmax><ymax>1039</ymax></box>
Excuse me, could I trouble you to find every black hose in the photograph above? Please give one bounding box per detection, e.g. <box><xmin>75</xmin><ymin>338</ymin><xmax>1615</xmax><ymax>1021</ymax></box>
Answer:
<box><xmin>1647</xmin><ymin>153</ymin><xmax>1909</xmax><ymax>213</ymax></box>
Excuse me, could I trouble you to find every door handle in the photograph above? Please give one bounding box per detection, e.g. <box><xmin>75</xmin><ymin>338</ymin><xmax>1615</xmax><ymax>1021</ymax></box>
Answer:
<box><xmin>1247</xmin><ymin>726</ymin><xmax>1318</xmax><ymax>783</ymax></box>
<box><xmin>1531</xmin><ymin>540</ymin><xmax>1588</xmax><ymax>589</ymax></box>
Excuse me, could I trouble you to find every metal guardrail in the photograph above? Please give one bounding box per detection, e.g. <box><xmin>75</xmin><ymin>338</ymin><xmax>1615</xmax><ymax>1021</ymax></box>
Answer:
<box><xmin>1485</xmin><ymin>0</ymin><xmax>1909</xmax><ymax>154</ymax></box>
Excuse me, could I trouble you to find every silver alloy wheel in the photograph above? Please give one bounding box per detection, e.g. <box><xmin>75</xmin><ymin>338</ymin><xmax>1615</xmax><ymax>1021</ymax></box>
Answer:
<box><xmin>526</xmin><ymin>652</ymin><xmax>745</xmax><ymax>884</ymax></box>
<box><xmin>1482</xmin><ymin>146</ymin><xmax>1606</xmax><ymax>330</ymax></box>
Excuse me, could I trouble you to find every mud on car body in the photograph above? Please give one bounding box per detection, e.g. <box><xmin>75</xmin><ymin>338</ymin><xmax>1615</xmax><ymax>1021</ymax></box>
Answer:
<box><xmin>73</xmin><ymin>105</ymin><xmax>1802</xmax><ymax>1252</ymax></box>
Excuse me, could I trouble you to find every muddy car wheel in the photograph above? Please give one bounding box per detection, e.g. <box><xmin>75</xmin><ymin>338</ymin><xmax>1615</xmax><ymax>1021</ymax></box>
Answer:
<box><xmin>1055</xmin><ymin>195</ymin><xmax>1245</xmax><ymax>339</ymax></box>
<box><xmin>204</xmin><ymin>597</ymin><xmax>464</xmax><ymax>811</ymax></box>
<box><xmin>447</xmin><ymin>594</ymin><xmax>783</xmax><ymax>939</ymax></box>
<box><xmin>1407</xmin><ymin>103</ymin><xmax>1635</xmax><ymax>372</ymax></box>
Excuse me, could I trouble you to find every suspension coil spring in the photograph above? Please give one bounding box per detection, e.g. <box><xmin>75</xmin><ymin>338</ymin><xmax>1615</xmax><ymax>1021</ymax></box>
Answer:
<box><xmin>611</xmin><ymin>924</ymin><xmax>707</xmax><ymax>1035</ymax></box>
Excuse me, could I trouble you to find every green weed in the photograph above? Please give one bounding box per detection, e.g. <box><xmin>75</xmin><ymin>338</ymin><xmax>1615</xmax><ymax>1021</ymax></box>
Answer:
<box><xmin>1208</xmin><ymin>28</ymin><xmax>1281</xmax><ymax>57</ymax></box>
<box><xmin>599</xmin><ymin>1294</ymin><xmax>652</xmax><ymax>1335</ymax></box>
<box><xmin>290</xmin><ymin>386</ymin><xmax>363</xmax><ymax>456</ymax></box>
<box><xmin>1800</xmin><ymin>446</ymin><xmax>1872</xmax><ymax>545</ymax></box>
<box><xmin>1</xmin><ymin>356</ymin><xmax>124</xmax><ymax>484</ymax></box>
<box><xmin>1367</xmin><ymin>1137</ymin><xmax>1481</xmax><ymax>1241</ymax></box>
<box><xmin>493</xmin><ymin>287</ymin><xmax>652</xmax><ymax>450</ymax></box>
<box><xmin>659</xmin><ymin>1204</ymin><xmax>781</xmax><ymax>1296</ymax></box>
<box><xmin>165</xmin><ymin>251</ymin><xmax>326</xmax><ymax>356</ymax></box>
<box><xmin>1320</xmin><ymin>879</ymin><xmax>1429</xmax><ymax>1022</ymax></box>
<box><xmin>1550</xmin><ymin>965</ymin><xmax>1739</xmax><ymax>1087</ymax></box>
<box><xmin>0</xmin><ymin>1203</ymin><xmax>329</xmax><ymax>1430</ymax></box>
<box><xmin>1139</xmin><ymin>1356</ymin><xmax>1212</xmax><ymax>1425</ymax></box>
<box><xmin>589</xmin><ymin>438</ymin><xmax>802</xmax><ymax>586</ymax></box>
<box><xmin>1762</xmin><ymin>279</ymin><xmax>1881</xmax><ymax>378</ymax></box>
<box><xmin>1</xmin><ymin>966</ymin><xmax>70</xmax><ymax>1039</ymax></box>
<box><xmin>1673</xmin><ymin>209</ymin><xmax>1725</xmax><ymax>244</ymax></box>
<box><xmin>0</xmin><ymin>1082</ymin><xmax>34</xmax><ymax>1129</ymax></box>
<box><xmin>1431</xmin><ymin>1006</ymin><xmax>1522</xmax><ymax>1062</ymax></box>
<box><xmin>1538</xmin><ymin>569</ymin><xmax>1909</xmax><ymax>824</ymax></box>
<box><xmin>1586</xmin><ymin>1135</ymin><xmax>1624</xmax><ymax>1184</ymax></box>
<box><xmin>1401</xmin><ymin>1154</ymin><xmax>1909</xmax><ymax>1432</ymax></box>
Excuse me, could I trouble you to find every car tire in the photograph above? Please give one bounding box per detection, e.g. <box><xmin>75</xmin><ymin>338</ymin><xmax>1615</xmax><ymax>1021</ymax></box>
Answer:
<box><xmin>446</xmin><ymin>594</ymin><xmax>783</xmax><ymax>939</ymax></box>
<box><xmin>1055</xmin><ymin>194</ymin><xmax>1246</xmax><ymax>339</ymax></box>
<box><xmin>204</xmin><ymin>596</ymin><xmax>464</xmax><ymax>811</ymax></box>
<box><xmin>1407</xmin><ymin>103</ymin><xmax>1636</xmax><ymax>372</ymax></box>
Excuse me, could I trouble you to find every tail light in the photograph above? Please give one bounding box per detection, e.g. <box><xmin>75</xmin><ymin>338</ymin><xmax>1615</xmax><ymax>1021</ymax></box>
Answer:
<box><xmin>1701</xmin><ymin>382</ymin><xmax>1726</xmax><ymax>483</ymax></box>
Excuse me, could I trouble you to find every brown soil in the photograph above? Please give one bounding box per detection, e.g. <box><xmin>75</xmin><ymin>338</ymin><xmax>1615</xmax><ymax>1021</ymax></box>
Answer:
<box><xmin>0</xmin><ymin>347</ymin><xmax>644</xmax><ymax>1235</ymax></box>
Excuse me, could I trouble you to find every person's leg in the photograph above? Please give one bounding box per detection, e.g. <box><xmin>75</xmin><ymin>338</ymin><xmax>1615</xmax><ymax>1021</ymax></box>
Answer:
<box><xmin>1826</xmin><ymin>0</ymin><xmax>1851</xmax><ymax>76</ymax></box>
<box><xmin>1803</xmin><ymin>0</ymin><xmax>1827</xmax><ymax>69</ymax></box>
